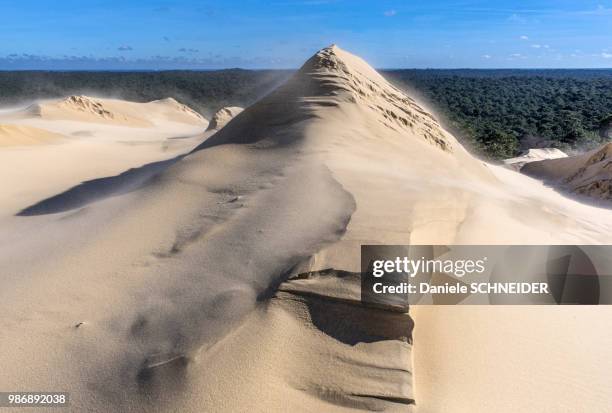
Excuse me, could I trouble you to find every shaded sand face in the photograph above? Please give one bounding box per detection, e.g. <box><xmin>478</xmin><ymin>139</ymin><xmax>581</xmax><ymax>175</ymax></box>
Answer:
<box><xmin>1</xmin><ymin>46</ymin><xmax>612</xmax><ymax>412</ymax></box>
<box><xmin>523</xmin><ymin>142</ymin><xmax>612</xmax><ymax>202</ymax></box>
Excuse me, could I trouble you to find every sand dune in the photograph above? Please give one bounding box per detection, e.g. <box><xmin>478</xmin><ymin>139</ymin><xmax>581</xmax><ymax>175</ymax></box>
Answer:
<box><xmin>1</xmin><ymin>45</ymin><xmax>612</xmax><ymax>412</ymax></box>
<box><xmin>10</xmin><ymin>95</ymin><xmax>205</xmax><ymax>127</ymax></box>
<box><xmin>0</xmin><ymin>123</ymin><xmax>66</xmax><ymax>146</ymax></box>
<box><xmin>0</xmin><ymin>96</ymin><xmax>207</xmax><ymax>216</ymax></box>
<box><xmin>205</xmin><ymin>106</ymin><xmax>243</xmax><ymax>131</ymax></box>
<box><xmin>522</xmin><ymin>142</ymin><xmax>612</xmax><ymax>201</ymax></box>
<box><xmin>503</xmin><ymin>147</ymin><xmax>567</xmax><ymax>170</ymax></box>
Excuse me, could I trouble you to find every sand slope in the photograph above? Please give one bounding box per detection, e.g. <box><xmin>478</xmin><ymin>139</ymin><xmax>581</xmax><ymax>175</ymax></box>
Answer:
<box><xmin>0</xmin><ymin>123</ymin><xmax>66</xmax><ymax>146</ymax></box>
<box><xmin>522</xmin><ymin>142</ymin><xmax>612</xmax><ymax>201</ymax></box>
<box><xmin>1</xmin><ymin>46</ymin><xmax>612</xmax><ymax>413</ymax></box>
<box><xmin>0</xmin><ymin>96</ymin><xmax>207</xmax><ymax>216</ymax></box>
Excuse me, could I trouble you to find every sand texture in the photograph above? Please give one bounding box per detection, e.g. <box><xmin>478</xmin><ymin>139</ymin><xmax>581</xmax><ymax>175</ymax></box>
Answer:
<box><xmin>1</xmin><ymin>46</ymin><xmax>612</xmax><ymax>412</ymax></box>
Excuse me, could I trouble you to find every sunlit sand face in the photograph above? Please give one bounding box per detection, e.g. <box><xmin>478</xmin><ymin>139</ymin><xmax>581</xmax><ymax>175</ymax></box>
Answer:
<box><xmin>0</xmin><ymin>46</ymin><xmax>611</xmax><ymax>413</ymax></box>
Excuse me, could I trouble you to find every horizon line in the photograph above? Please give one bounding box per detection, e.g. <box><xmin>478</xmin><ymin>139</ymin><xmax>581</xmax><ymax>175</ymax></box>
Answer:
<box><xmin>1</xmin><ymin>67</ymin><xmax>612</xmax><ymax>73</ymax></box>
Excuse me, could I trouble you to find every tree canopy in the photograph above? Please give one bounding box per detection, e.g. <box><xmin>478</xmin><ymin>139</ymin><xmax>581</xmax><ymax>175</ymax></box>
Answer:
<box><xmin>1</xmin><ymin>69</ymin><xmax>611</xmax><ymax>159</ymax></box>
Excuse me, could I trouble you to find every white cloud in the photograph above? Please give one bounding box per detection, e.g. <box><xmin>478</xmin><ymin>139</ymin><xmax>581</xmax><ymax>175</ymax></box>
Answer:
<box><xmin>384</xmin><ymin>10</ymin><xmax>397</xmax><ymax>17</ymax></box>
<box><xmin>519</xmin><ymin>35</ymin><xmax>529</xmax><ymax>40</ymax></box>
<box><xmin>531</xmin><ymin>44</ymin><xmax>541</xmax><ymax>48</ymax></box>
<box><xmin>482</xmin><ymin>54</ymin><xmax>492</xmax><ymax>59</ymax></box>
<box><xmin>602</xmin><ymin>52</ymin><xmax>612</xmax><ymax>59</ymax></box>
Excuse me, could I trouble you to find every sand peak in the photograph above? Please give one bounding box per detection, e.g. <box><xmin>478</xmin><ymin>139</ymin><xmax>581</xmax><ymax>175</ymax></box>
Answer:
<box><xmin>59</xmin><ymin>95</ymin><xmax>115</xmax><ymax>118</ymax></box>
<box><xmin>295</xmin><ymin>45</ymin><xmax>453</xmax><ymax>151</ymax></box>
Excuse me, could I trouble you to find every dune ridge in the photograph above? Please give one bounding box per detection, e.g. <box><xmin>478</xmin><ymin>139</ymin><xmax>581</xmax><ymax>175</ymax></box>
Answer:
<box><xmin>301</xmin><ymin>46</ymin><xmax>452</xmax><ymax>151</ymax></box>
<box><xmin>1</xmin><ymin>45</ymin><xmax>612</xmax><ymax>413</ymax></box>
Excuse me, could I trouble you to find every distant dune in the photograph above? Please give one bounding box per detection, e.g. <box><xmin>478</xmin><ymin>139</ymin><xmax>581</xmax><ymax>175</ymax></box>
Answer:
<box><xmin>18</xmin><ymin>95</ymin><xmax>205</xmax><ymax>127</ymax></box>
<box><xmin>1</xmin><ymin>46</ymin><xmax>612</xmax><ymax>413</ymax></box>
<box><xmin>503</xmin><ymin>147</ymin><xmax>567</xmax><ymax>170</ymax></box>
<box><xmin>522</xmin><ymin>142</ymin><xmax>612</xmax><ymax>201</ymax></box>
<box><xmin>0</xmin><ymin>95</ymin><xmax>207</xmax><ymax>216</ymax></box>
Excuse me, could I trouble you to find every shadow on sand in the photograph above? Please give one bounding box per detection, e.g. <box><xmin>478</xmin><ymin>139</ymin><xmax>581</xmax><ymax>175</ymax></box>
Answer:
<box><xmin>17</xmin><ymin>156</ymin><xmax>184</xmax><ymax>216</ymax></box>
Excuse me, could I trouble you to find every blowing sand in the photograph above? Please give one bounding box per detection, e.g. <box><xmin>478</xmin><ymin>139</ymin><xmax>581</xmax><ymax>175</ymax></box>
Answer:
<box><xmin>1</xmin><ymin>46</ymin><xmax>612</xmax><ymax>412</ymax></box>
<box><xmin>522</xmin><ymin>142</ymin><xmax>612</xmax><ymax>201</ymax></box>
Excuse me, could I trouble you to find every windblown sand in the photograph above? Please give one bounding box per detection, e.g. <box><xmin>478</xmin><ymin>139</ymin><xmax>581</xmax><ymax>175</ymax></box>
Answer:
<box><xmin>523</xmin><ymin>142</ymin><xmax>612</xmax><ymax>202</ymax></box>
<box><xmin>1</xmin><ymin>46</ymin><xmax>611</xmax><ymax>412</ymax></box>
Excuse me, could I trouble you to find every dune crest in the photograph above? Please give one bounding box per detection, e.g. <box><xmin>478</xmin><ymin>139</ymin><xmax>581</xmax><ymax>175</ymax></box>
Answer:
<box><xmin>147</xmin><ymin>97</ymin><xmax>206</xmax><ymax>125</ymax></box>
<box><xmin>57</xmin><ymin>95</ymin><xmax>115</xmax><ymax>119</ymax></box>
<box><xmin>305</xmin><ymin>45</ymin><xmax>452</xmax><ymax>151</ymax></box>
<box><xmin>26</xmin><ymin>95</ymin><xmax>149</xmax><ymax>126</ymax></box>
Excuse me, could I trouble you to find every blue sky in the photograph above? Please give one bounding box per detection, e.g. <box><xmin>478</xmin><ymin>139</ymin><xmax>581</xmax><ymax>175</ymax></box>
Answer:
<box><xmin>1</xmin><ymin>0</ymin><xmax>611</xmax><ymax>69</ymax></box>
